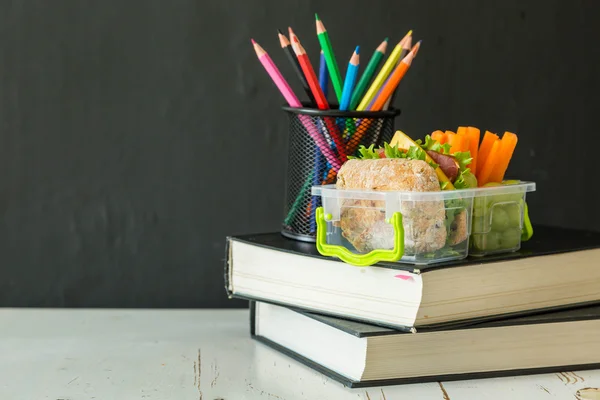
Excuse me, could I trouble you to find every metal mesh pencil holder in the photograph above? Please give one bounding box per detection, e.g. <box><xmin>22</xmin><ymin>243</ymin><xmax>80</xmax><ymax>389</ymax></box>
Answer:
<box><xmin>281</xmin><ymin>104</ymin><xmax>401</xmax><ymax>242</ymax></box>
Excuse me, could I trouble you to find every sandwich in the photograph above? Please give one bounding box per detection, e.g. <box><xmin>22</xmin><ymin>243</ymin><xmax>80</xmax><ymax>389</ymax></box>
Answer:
<box><xmin>336</xmin><ymin>132</ymin><xmax>477</xmax><ymax>256</ymax></box>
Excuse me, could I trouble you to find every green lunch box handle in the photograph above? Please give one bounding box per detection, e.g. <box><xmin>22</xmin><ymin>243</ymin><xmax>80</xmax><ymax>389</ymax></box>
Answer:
<box><xmin>521</xmin><ymin>201</ymin><xmax>533</xmax><ymax>242</ymax></box>
<box><xmin>315</xmin><ymin>206</ymin><xmax>405</xmax><ymax>267</ymax></box>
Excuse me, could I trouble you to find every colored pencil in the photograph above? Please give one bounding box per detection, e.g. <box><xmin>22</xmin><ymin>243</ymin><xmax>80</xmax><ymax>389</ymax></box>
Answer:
<box><xmin>291</xmin><ymin>36</ymin><xmax>347</xmax><ymax>161</ymax></box>
<box><xmin>278</xmin><ymin>29</ymin><xmax>316</xmax><ymax>105</ymax></box>
<box><xmin>356</xmin><ymin>30</ymin><xmax>411</xmax><ymax>111</ymax></box>
<box><xmin>340</xmin><ymin>46</ymin><xmax>361</xmax><ymax>111</ymax></box>
<box><xmin>319</xmin><ymin>50</ymin><xmax>328</xmax><ymax>97</ymax></box>
<box><xmin>338</xmin><ymin>46</ymin><xmax>361</xmax><ymax>138</ymax></box>
<box><xmin>251</xmin><ymin>39</ymin><xmax>342</xmax><ymax>171</ymax></box>
<box><xmin>349</xmin><ymin>38</ymin><xmax>388</xmax><ymax>110</ymax></box>
<box><xmin>315</xmin><ymin>14</ymin><xmax>344</xmax><ymax>103</ymax></box>
<box><xmin>310</xmin><ymin>52</ymin><xmax>330</xmax><ymax>234</ymax></box>
<box><xmin>363</xmin><ymin>32</ymin><xmax>412</xmax><ymax>145</ymax></box>
<box><xmin>383</xmin><ymin>31</ymin><xmax>412</xmax><ymax>110</ymax></box>
<box><xmin>291</xmin><ymin>36</ymin><xmax>328</xmax><ymax>109</ymax></box>
<box><xmin>369</xmin><ymin>41</ymin><xmax>421</xmax><ymax>111</ymax></box>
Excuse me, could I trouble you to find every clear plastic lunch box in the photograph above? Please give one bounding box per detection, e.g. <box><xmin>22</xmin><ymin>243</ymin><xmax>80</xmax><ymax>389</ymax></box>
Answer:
<box><xmin>311</xmin><ymin>181</ymin><xmax>535</xmax><ymax>266</ymax></box>
<box><xmin>468</xmin><ymin>181</ymin><xmax>536</xmax><ymax>256</ymax></box>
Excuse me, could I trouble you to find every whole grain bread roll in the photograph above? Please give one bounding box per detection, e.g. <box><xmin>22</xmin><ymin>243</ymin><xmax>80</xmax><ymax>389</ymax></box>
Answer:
<box><xmin>335</xmin><ymin>158</ymin><xmax>448</xmax><ymax>254</ymax></box>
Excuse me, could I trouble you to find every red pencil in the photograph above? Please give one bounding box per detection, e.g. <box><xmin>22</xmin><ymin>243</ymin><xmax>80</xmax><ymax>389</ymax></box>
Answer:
<box><xmin>291</xmin><ymin>36</ymin><xmax>347</xmax><ymax>160</ymax></box>
<box><xmin>291</xmin><ymin>36</ymin><xmax>329</xmax><ymax>109</ymax></box>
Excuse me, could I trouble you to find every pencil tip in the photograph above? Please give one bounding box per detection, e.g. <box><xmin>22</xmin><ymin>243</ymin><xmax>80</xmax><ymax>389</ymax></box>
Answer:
<box><xmin>315</xmin><ymin>13</ymin><xmax>320</xmax><ymax>20</ymax></box>
<box><xmin>384</xmin><ymin>37</ymin><xmax>389</xmax><ymax>42</ymax></box>
<box><xmin>277</xmin><ymin>29</ymin><xmax>283</xmax><ymax>35</ymax></box>
<box><xmin>355</xmin><ymin>46</ymin><xmax>360</xmax><ymax>54</ymax></box>
<box><xmin>408</xmin><ymin>30</ymin><xmax>413</xmax><ymax>36</ymax></box>
<box><xmin>251</xmin><ymin>38</ymin><xmax>256</xmax><ymax>44</ymax></box>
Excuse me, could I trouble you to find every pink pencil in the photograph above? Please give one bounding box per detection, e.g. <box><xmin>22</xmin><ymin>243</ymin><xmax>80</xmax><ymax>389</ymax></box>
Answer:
<box><xmin>251</xmin><ymin>39</ymin><xmax>342</xmax><ymax>171</ymax></box>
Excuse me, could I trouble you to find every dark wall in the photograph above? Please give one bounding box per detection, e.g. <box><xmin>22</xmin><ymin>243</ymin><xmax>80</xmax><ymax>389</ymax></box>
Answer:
<box><xmin>0</xmin><ymin>0</ymin><xmax>598</xmax><ymax>307</ymax></box>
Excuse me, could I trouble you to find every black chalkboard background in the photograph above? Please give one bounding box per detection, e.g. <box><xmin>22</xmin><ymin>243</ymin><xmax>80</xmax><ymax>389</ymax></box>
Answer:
<box><xmin>0</xmin><ymin>0</ymin><xmax>597</xmax><ymax>307</ymax></box>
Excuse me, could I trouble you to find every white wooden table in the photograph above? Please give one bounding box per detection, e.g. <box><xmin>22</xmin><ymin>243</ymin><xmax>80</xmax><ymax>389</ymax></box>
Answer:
<box><xmin>0</xmin><ymin>308</ymin><xmax>599</xmax><ymax>400</ymax></box>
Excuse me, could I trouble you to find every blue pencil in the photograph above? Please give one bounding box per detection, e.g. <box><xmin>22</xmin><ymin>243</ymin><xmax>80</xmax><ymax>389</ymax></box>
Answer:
<box><xmin>319</xmin><ymin>50</ymin><xmax>329</xmax><ymax>101</ymax></box>
<box><xmin>310</xmin><ymin>51</ymin><xmax>329</xmax><ymax>234</ymax></box>
<box><xmin>340</xmin><ymin>46</ymin><xmax>360</xmax><ymax>111</ymax></box>
<box><xmin>339</xmin><ymin>46</ymin><xmax>360</xmax><ymax>139</ymax></box>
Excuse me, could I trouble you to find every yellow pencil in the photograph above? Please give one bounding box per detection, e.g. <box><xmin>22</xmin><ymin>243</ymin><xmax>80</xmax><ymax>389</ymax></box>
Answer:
<box><xmin>356</xmin><ymin>29</ymin><xmax>412</xmax><ymax>111</ymax></box>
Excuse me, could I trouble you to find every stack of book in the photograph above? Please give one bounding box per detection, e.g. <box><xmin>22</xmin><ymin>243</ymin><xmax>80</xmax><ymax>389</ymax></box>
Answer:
<box><xmin>224</xmin><ymin>226</ymin><xmax>600</xmax><ymax>388</ymax></box>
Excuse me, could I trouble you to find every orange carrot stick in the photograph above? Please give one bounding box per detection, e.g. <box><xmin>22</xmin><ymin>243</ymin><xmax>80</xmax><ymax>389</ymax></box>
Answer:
<box><xmin>478</xmin><ymin>139</ymin><xmax>501</xmax><ymax>186</ymax></box>
<box><xmin>447</xmin><ymin>132</ymin><xmax>467</xmax><ymax>153</ymax></box>
<box><xmin>465</xmin><ymin>126</ymin><xmax>480</xmax><ymax>174</ymax></box>
<box><xmin>445</xmin><ymin>131</ymin><xmax>456</xmax><ymax>146</ymax></box>
<box><xmin>489</xmin><ymin>132</ymin><xmax>518</xmax><ymax>183</ymax></box>
<box><xmin>476</xmin><ymin>131</ymin><xmax>499</xmax><ymax>179</ymax></box>
<box><xmin>456</xmin><ymin>126</ymin><xmax>470</xmax><ymax>152</ymax></box>
<box><xmin>431</xmin><ymin>130</ymin><xmax>447</xmax><ymax>144</ymax></box>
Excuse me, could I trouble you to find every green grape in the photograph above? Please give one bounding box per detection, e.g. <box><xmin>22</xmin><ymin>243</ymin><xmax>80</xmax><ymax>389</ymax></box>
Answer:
<box><xmin>490</xmin><ymin>206</ymin><xmax>509</xmax><ymax>232</ymax></box>
<box><xmin>500</xmin><ymin>228</ymin><xmax>521</xmax><ymax>249</ymax></box>
<box><xmin>472</xmin><ymin>231</ymin><xmax>502</xmax><ymax>252</ymax></box>
<box><xmin>461</xmin><ymin>171</ymin><xmax>478</xmax><ymax>188</ymax></box>
<box><xmin>483</xmin><ymin>231</ymin><xmax>503</xmax><ymax>251</ymax></box>
<box><xmin>503</xmin><ymin>203</ymin><xmax>522</xmax><ymax>229</ymax></box>
<box><xmin>483</xmin><ymin>182</ymin><xmax>523</xmax><ymax>205</ymax></box>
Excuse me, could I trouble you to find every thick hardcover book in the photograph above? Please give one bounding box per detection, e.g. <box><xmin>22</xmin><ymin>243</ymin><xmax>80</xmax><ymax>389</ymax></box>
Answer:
<box><xmin>250</xmin><ymin>301</ymin><xmax>600</xmax><ymax>388</ymax></box>
<box><xmin>226</xmin><ymin>226</ymin><xmax>600</xmax><ymax>331</ymax></box>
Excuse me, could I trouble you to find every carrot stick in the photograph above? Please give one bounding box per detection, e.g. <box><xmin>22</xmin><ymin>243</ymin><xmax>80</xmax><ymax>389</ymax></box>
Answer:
<box><xmin>488</xmin><ymin>132</ymin><xmax>518</xmax><ymax>183</ymax></box>
<box><xmin>445</xmin><ymin>131</ymin><xmax>456</xmax><ymax>146</ymax></box>
<box><xmin>476</xmin><ymin>131</ymin><xmax>499</xmax><ymax>179</ymax></box>
<box><xmin>456</xmin><ymin>126</ymin><xmax>470</xmax><ymax>152</ymax></box>
<box><xmin>465</xmin><ymin>126</ymin><xmax>480</xmax><ymax>174</ymax></box>
<box><xmin>431</xmin><ymin>130</ymin><xmax>447</xmax><ymax>144</ymax></box>
<box><xmin>477</xmin><ymin>139</ymin><xmax>501</xmax><ymax>186</ymax></box>
<box><xmin>447</xmin><ymin>132</ymin><xmax>467</xmax><ymax>153</ymax></box>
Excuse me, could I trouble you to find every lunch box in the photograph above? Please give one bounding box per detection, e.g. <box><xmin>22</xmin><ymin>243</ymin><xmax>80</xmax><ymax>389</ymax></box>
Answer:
<box><xmin>468</xmin><ymin>181</ymin><xmax>536</xmax><ymax>256</ymax></box>
<box><xmin>311</xmin><ymin>181</ymin><xmax>536</xmax><ymax>266</ymax></box>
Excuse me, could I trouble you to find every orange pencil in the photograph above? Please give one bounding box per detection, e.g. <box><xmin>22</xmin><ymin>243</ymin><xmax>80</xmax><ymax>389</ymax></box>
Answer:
<box><xmin>369</xmin><ymin>41</ymin><xmax>421</xmax><ymax>111</ymax></box>
<box><xmin>291</xmin><ymin>36</ymin><xmax>346</xmax><ymax>160</ymax></box>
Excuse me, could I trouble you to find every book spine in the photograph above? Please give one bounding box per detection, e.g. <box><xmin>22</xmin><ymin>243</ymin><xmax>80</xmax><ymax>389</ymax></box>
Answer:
<box><xmin>249</xmin><ymin>300</ymin><xmax>256</xmax><ymax>336</ymax></box>
<box><xmin>224</xmin><ymin>236</ymin><xmax>233</xmax><ymax>297</ymax></box>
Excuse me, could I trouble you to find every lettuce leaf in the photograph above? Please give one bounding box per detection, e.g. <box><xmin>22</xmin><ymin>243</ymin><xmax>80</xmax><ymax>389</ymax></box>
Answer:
<box><xmin>453</xmin><ymin>151</ymin><xmax>473</xmax><ymax>172</ymax></box>
<box><xmin>383</xmin><ymin>142</ymin><xmax>407</xmax><ymax>159</ymax></box>
<box><xmin>348</xmin><ymin>144</ymin><xmax>379</xmax><ymax>159</ymax></box>
<box><xmin>454</xmin><ymin>170</ymin><xmax>478</xmax><ymax>189</ymax></box>
<box><xmin>350</xmin><ymin>143</ymin><xmax>439</xmax><ymax>170</ymax></box>
<box><xmin>419</xmin><ymin>135</ymin><xmax>451</xmax><ymax>155</ymax></box>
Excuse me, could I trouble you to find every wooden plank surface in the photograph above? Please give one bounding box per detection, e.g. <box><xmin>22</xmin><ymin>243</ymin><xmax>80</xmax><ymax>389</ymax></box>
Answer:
<box><xmin>0</xmin><ymin>308</ymin><xmax>598</xmax><ymax>399</ymax></box>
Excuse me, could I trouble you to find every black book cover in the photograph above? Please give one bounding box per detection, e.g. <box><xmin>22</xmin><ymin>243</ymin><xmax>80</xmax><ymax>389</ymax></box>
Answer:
<box><xmin>227</xmin><ymin>225</ymin><xmax>600</xmax><ymax>274</ymax></box>
<box><xmin>250</xmin><ymin>301</ymin><xmax>600</xmax><ymax>388</ymax></box>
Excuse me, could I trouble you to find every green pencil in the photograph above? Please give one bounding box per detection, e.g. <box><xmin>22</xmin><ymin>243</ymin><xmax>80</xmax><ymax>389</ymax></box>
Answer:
<box><xmin>315</xmin><ymin>14</ymin><xmax>343</xmax><ymax>103</ymax></box>
<box><xmin>349</xmin><ymin>38</ymin><xmax>388</xmax><ymax>110</ymax></box>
